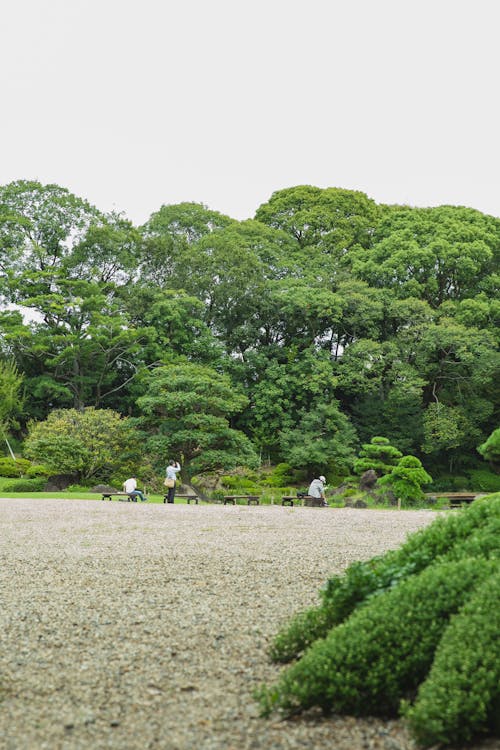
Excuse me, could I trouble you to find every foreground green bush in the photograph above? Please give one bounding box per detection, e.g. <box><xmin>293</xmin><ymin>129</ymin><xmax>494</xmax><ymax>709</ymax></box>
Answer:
<box><xmin>259</xmin><ymin>558</ymin><xmax>495</xmax><ymax>717</ymax></box>
<box><xmin>270</xmin><ymin>494</ymin><xmax>499</xmax><ymax>663</ymax></box>
<box><xmin>404</xmin><ymin>571</ymin><xmax>500</xmax><ymax>746</ymax></box>
<box><xmin>261</xmin><ymin>495</ymin><xmax>500</xmax><ymax>747</ymax></box>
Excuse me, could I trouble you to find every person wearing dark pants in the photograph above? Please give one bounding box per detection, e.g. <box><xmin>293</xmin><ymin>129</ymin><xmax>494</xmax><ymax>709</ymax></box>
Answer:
<box><xmin>164</xmin><ymin>460</ymin><xmax>181</xmax><ymax>503</ymax></box>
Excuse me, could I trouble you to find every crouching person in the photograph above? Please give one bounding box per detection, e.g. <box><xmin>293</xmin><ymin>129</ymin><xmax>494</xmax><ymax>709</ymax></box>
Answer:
<box><xmin>123</xmin><ymin>477</ymin><xmax>148</xmax><ymax>502</ymax></box>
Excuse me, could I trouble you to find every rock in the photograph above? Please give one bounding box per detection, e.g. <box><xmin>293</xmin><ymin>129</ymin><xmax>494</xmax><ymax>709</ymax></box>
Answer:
<box><xmin>359</xmin><ymin>470</ymin><xmax>377</xmax><ymax>491</ymax></box>
<box><xmin>90</xmin><ymin>484</ymin><xmax>118</xmax><ymax>494</ymax></box>
<box><xmin>44</xmin><ymin>473</ymin><xmax>78</xmax><ymax>491</ymax></box>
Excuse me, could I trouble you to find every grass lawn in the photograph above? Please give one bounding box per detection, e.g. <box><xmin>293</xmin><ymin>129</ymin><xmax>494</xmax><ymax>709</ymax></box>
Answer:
<box><xmin>0</xmin><ymin>491</ymin><xmax>210</xmax><ymax>504</ymax></box>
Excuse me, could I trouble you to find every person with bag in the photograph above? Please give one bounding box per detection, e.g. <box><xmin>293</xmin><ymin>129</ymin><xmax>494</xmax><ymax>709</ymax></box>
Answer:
<box><xmin>163</xmin><ymin>460</ymin><xmax>181</xmax><ymax>503</ymax></box>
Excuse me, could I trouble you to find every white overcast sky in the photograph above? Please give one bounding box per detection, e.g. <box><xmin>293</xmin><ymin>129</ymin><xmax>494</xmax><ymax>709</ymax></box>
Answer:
<box><xmin>1</xmin><ymin>0</ymin><xmax>499</xmax><ymax>225</ymax></box>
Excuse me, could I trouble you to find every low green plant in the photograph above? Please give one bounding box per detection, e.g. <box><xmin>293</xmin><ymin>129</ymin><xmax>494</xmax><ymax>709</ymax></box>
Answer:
<box><xmin>220</xmin><ymin>475</ymin><xmax>260</xmax><ymax>491</ymax></box>
<box><xmin>404</xmin><ymin>571</ymin><xmax>500</xmax><ymax>747</ymax></box>
<box><xmin>467</xmin><ymin>468</ymin><xmax>500</xmax><ymax>493</ymax></box>
<box><xmin>431</xmin><ymin>474</ymin><xmax>471</xmax><ymax>491</ymax></box>
<box><xmin>25</xmin><ymin>464</ymin><xmax>51</xmax><ymax>478</ymax></box>
<box><xmin>260</xmin><ymin>463</ymin><xmax>296</xmax><ymax>487</ymax></box>
<box><xmin>0</xmin><ymin>457</ymin><xmax>32</xmax><ymax>478</ymax></box>
<box><xmin>259</xmin><ymin>558</ymin><xmax>495</xmax><ymax>718</ymax></box>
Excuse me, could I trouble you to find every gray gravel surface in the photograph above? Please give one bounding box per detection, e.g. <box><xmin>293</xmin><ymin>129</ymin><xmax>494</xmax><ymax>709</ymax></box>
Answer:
<box><xmin>1</xmin><ymin>499</ymin><xmax>498</xmax><ymax>750</ymax></box>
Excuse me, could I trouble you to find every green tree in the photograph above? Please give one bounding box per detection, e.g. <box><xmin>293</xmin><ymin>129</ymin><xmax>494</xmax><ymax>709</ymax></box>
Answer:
<box><xmin>353</xmin><ymin>436</ymin><xmax>402</xmax><ymax>476</ymax></box>
<box><xmin>478</xmin><ymin>428</ymin><xmax>500</xmax><ymax>473</ymax></box>
<box><xmin>350</xmin><ymin>205</ymin><xmax>500</xmax><ymax>307</ymax></box>
<box><xmin>378</xmin><ymin>455</ymin><xmax>433</xmax><ymax>504</ymax></box>
<box><xmin>136</xmin><ymin>362</ymin><xmax>258</xmax><ymax>476</ymax></box>
<box><xmin>24</xmin><ymin>407</ymin><xmax>140</xmax><ymax>480</ymax></box>
<box><xmin>255</xmin><ymin>185</ymin><xmax>379</xmax><ymax>254</ymax></box>
<box><xmin>173</xmin><ymin>219</ymin><xmax>299</xmax><ymax>355</ymax></box>
<box><xmin>0</xmin><ymin>179</ymin><xmax>101</xmax><ymax>280</ymax></box>
<box><xmin>279</xmin><ymin>401</ymin><xmax>357</xmax><ymax>476</ymax></box>
<box><xmin>65</xmin><ymin>211</ymin><xmax>143</xmax><ymax>285</ymax></box>
<box><xmin>5</xmin><ymin>277</ymin><xmax>148</xmax><ymax>412</ymax></box>
<box><xmin>139</xmin><ymin>202</ymin><xmax>233</xmax><ymax>285</ymax></box>
<box><xmin>0</xmin><ymin>359</ymin><xmax>24</xmax><ymax>457</ymax></box>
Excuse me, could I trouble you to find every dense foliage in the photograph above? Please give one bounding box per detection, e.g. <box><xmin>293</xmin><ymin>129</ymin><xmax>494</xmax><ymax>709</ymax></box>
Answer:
<box><xmin>259</xmin><ymin>495</ymin><xmax>500</xmax><ymax>746</ymax></box>
<box><xmin>24</xmin><ymin>408</ymin><xmax>141</xmax><ymax>480</ymax></box>
<box><xmin>1</xmin><ymin>180</ymin><xmax>499</xmax><ymax>478</ymax></box>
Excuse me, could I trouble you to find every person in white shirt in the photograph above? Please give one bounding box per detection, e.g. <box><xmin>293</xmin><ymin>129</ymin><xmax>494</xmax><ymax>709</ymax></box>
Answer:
<box><xmin>308</xmin><ymin>475</ymin><xmax>328</xmax><ymax>506</ymax></box>
<box><xmin>123</xmin><ymin>477</ymin><xmax>147</xmax><ymax>502</ymax></box>
<box><xmin>164</xmin><ymin>460</ymin><xmax>181</xmax><ymax>504</ymax></box>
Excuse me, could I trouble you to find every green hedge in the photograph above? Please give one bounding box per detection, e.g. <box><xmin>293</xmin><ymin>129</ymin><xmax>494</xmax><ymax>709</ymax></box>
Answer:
<box><xmin>259</xmin><ymin>557</ymin><xmax>495</xmax><ymax>718</ymax></box>
<box><xmin>405</xmin><ymin>571</ymin><xmax>500</xmax><ymax>746</ymax></box>
<box><xmin>270</xmin><ymin>494</ymin><xmax>499</xmax><ymax>663</ymax></box>
<box><xmin>3</xmin><ymin>478</ymin><xmax>47</xmax><ymax>492</ymax></box>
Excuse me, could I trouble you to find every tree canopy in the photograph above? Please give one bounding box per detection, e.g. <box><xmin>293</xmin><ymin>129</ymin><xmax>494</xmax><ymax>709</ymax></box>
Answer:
<box><xmin>1</xmin><ymin>179</ymin><xmax>498</xmax><ymax>479</ymax></box>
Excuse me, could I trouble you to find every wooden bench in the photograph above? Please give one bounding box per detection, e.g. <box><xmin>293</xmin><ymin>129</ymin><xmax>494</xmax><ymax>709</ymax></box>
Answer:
<box><xmin>223</xmin><ymin>495</ymin><xmax>260</xmax><ymax>505</ymax></box>
<box><xmin>101</xmin><ymin>492</ymin><xmax>135</xmax><ymax>502</ymax></box>
<box><xmin>303</xmin><ymin>495</ymin><xmax>327</xmax><ymax>507</ymax></box>
<box><xmin>429</xmin><ymin>492</ymin><xmax>478</xmax><ymax>507</ymax></box>
<box><xmin>282</xmin><ymin>495</ymin><xmax>328</xmax><ymax>507</ymax></box>
<box><xmin>163</xmin><ymin>493</ymin><xmax>199</xmax><ymax>504</ymax></box>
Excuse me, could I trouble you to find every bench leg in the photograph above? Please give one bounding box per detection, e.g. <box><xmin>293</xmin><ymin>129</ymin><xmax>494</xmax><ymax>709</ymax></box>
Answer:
<box><xmin>224</xmin><ymin>499</ymin><xmax>235</xmax><ymax>505</ymax></box>
<box><xmin>247</xmin><ymin>499</ymin><xmax>259</xmax><ymax>505</ymax></box>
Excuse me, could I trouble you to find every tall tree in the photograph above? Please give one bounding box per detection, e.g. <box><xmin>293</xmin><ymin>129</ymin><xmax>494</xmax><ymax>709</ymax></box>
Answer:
<box><xmin>136</xmin><ymin>362</ymin><xmax>257</xmax><ymax>476</ymax></box>
<box><xmin>350</xmin><ymin>205</ymin><xmax>500</xmax><ymax>307</ymax></box>
<box><xmin>255</xmin><ymin>185</ymin><xmax>379</xmax><ymax>254</ymax></box>
<box><xmin>0</xmin><ymin>180</ymin><xmax>101</xmax><ymax>279</ymax></box>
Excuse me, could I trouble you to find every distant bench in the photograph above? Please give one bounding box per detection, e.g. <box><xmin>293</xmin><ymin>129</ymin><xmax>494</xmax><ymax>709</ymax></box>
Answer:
<box><xmin>101</xmin><ymin>492</ymin><xmax>135</xmax><ymax>502</ymax></box>
<box><xmin>222</xmin><ymin>495</ymin><xmax>260</xmax><ymax>505</ymax></box>
<box><xmin>163</xmin><ymin>493</ymin><xmax>199</xmax><ymax>504</ymax></box>
<box><xmin>282</xmin><ymin>495</ymin><xmax>327</xmax><ymax>507</ymax></box>
<box><xmin>427</xmin><ymin>492</ymin><xmax>479</xmax><ymax>507</ymax></box>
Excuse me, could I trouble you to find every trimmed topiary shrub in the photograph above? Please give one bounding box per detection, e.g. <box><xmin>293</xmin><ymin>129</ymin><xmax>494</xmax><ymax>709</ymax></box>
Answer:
<box><xmin>259</xmin><ymin>558</ymin><xmax>495</xmax><ymax>718</ymax></box>
<box><xmin>377</xmin><ymin>455</ymin><xmax>432</xmax><ymax>505</ymax></box>
<box><xmin>404</xmin><ymin>570</ymin><xmax>500</xmax><ymax>747</ymax></box>
<box><xmin>260</xmin><ymin>494</ymin><xmax>500</xmax><ymax>747</ymax></box>
<box><xmin>269</xmin><ymin>495</ymin><xmax>500</xmax><ymax>663</ymax></box>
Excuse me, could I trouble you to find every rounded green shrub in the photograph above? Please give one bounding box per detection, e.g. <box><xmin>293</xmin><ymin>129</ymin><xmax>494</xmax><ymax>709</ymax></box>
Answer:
<box><xmin>0</xmin><ymin>457</ymin><xmax>31</xmax><ymax>478</ymax></box>
<box><xmin>25</xmin><ymin>464</ymin><xmax>51</xmax><ymax>478</ymax></box>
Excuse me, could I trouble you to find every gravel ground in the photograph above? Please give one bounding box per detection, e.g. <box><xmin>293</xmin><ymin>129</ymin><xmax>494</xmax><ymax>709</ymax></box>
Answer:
<box><xmin>0</xmin><ymin>499</ymin><xmax>498</xmax><ymax>750</ymax></box>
